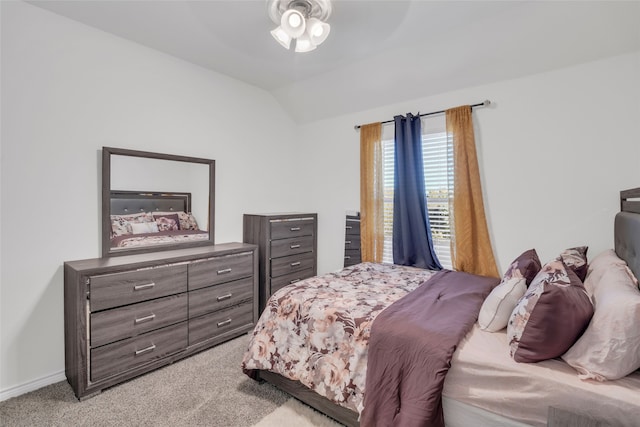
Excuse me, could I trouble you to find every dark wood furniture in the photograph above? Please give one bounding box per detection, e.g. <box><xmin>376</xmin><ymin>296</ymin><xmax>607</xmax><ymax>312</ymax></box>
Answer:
<box><xmin>243</xmin><ymin>213</ymin><xmax>317</xmax><ymax>313</ymax></box>
<box><xmin>64</xmin><ymin>243</ymin><xmax>257</xmax><ymax>400</ymax></box>
<box><xmin>344</xmin><ymin>213</ymin><xmax>361</xmax><ymax>267</ymax></box>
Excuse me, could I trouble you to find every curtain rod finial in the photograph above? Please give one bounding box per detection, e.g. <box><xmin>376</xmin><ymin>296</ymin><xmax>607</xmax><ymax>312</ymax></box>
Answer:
<box><xmin>483</xmin><ymin>100</ymin><xmax>491</xmax><ymax>106</ymax></box>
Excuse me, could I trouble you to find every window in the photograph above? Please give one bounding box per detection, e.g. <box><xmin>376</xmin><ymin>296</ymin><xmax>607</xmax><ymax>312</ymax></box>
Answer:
<box><xmin>382</xmin><ymin>131</ymin><xmax>453</xmax><ymax>268</ymax></box>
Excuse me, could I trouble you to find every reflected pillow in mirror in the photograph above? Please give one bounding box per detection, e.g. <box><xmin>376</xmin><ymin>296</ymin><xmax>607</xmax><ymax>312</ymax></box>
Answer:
<box><xmin>111</xmin><ymin>212</ymin><xmax>154</xmax><ymax>237</ymax></box>
<box><xmin>180</xmin><ymin>212</ymin><xmax>200</xmax><ymax>230</ymax></box>
<box><xmin>152</xmin><ymin>211</ymin><xmax>199</xmax><ymax>231</ymax></box>
<box><xmin>153</xmin><ymin>213</ymin><xmax>180</xmax><ymax>231</ymax></box>
<box><xmin>130</xmin><ymin>221</ymin><xmax>159</xmax><ymax>234</ymax></box>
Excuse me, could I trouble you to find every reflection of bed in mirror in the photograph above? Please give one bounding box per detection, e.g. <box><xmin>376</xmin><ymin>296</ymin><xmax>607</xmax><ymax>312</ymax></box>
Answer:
<box><xmin>102</xmin><ymin>146</ymin><xmax>215</xmax><ymax>257</ymax></box>
<box><xmin>109</xmin><ymin>190</ymin><xmax>209</xmax><ymax>250</ymax></box>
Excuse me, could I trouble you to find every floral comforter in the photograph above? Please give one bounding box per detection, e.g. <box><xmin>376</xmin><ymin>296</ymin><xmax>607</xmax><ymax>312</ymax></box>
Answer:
<box><xmin>241</xmin><ymin>262</ymin><xmax>437</xmax><ymax>414</ymax></box>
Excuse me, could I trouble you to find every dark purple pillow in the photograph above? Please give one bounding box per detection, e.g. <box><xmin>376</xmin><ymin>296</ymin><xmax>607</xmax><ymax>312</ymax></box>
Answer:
<box><xmin>507</xmin><ymin>258</ymin><xmax>594</xmax><ymax>363</ymax></box>
<box><xmin>153</xmin><ymin>213</ymin><xmax>180</xmax><ymax>231</ymax></box>
<box><xmin>559</xmin><ymin>246</ymin><xmax>588</xmax><ymax>282</ymax></box>
<box><xmin>502</xmin><ymin>248</ymin><xmax>542</xmax><ymax>287</ymax></box>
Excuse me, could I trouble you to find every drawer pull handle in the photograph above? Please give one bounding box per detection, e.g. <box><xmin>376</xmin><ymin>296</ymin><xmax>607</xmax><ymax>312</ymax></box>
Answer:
<box><xmin>217</xmin><ymin>318</ymin><xmax>232</xmax><ymax>328</ymax></box>
<box><xmin>134</xmin><ymin>282</ymin><xmax>155</xmax><ymax>291</ymax></box>
<box><xmin>217</xmin><ymin>268</ymin><xmax>232</xmax><ymax>275</ymax></box>
<box><xmin>346</xmin><ymin>226</ymin><xmax>353</xmax><ymax>230</ymax></box>
<box><xmin>290</xmin><ymin>279</ymin><xmax>301</xmax><ymax>284</ymax></box>
<box><xmin>134</xmin><ymin>314</ymin><xmax>156</xmax><ymax>324</ymax></box>
<box><xmin>345</xmin><ymin>256</ymin><xmax>351</xmax><ymax>259</ymax></box>
<box><xmin>290</xmin><ymin>227</ymin><xmax>301</xmax><ymax>231</ymax></box>
<box><xmin>217</xmin><ymin>293</ymin><xmax>233</xmax><ymax>301</ymax></box>
<box><xmin>135</xmin><ymin>344</ymin><xmax>156</xmax><ymax>356</ymax></box>
<box><xmin>290</xmin><ymin>244</ymin><xmax>301</xmax><ymax>249</ymax></box>
<box><xmin>290</xmin><ymin>261</ymin><xmax>301</xmax><ymax>267</ymax></box>
<box><xmin>345</xmin><ymin>240</ymin><xmax>352</xmax><ymax>244</ymax></box>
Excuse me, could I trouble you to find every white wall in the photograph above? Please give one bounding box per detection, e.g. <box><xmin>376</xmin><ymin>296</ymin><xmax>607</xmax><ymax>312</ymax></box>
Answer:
<box><xmin>0</xmin><ymin>1</ymin><xmax>304</xmax><ymax>396</ymax></box>
<box><xmin>299</xmin><ymin>51</ymin><xmax>640</xmax><ymax>276</ymax></box>
<box><xmin>2</xmin><ymin>0</ymin><xmax>639</xmax><ymax>400</ymax></box>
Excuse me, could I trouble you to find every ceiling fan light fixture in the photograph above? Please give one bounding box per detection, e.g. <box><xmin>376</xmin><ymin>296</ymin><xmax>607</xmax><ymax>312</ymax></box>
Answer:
<box><xmin>281</xmin><ymin>9</ymin><xmax>306</xmax><ymax>38</ymax></box>
<box><xmin>306</xmin><ymin>17</ymin><xmax>330</xmax><ymax>45</ymax></box>
<box><xmin>294</xmin><ymin>33</ymin><xmax>317</xmax><ymax>53</ymax></box>
<box><xmin>270</xmin><ymin>26</ymin><xmax>292</xmax><ymax>49</ymax></box>
<box><xmin>267</xmin><ymin>0</ymin><xmax>332</xmax><ymax>53</ymax></box>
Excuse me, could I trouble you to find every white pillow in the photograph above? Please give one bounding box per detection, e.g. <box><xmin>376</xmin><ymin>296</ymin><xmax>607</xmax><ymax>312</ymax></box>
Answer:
<box><xmin>478</xmin><ymin>276</ymin><xmax>527</xmax><ymax>332</ymax></box>
<box><xmin>562</xmin><ymin>263</ymin><xmax>640</xmax><ymax>380</ymax></box>
<box><xmin>130</xmin><ymin>221</ymin><xmax>159</xmax><ymax>234</ymax></box>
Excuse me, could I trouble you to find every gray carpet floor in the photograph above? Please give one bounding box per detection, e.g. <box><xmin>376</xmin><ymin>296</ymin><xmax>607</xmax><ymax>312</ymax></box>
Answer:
<box><xmin>0</xmin><ymin>333</ymin><xmax>295</xmax><ymax>426</ymax></box>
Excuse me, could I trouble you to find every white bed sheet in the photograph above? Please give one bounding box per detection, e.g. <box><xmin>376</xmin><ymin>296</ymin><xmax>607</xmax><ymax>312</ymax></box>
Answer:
<box><xmin>443</xmin><ymin>324</ymin><xmax>640</xmax><ymax>427</ymax></box>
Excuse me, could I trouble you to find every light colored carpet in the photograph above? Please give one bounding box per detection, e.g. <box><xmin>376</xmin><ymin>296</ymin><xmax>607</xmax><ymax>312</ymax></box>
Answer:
<box><xmin>252</xmin><ymin>399</ymin><xmax>343</xmax><ymax>427</ymax></box>
<box><xmin>0</xmin><ymin>334</ymin><xmax>344</xmax><ymax>426</ymax></box>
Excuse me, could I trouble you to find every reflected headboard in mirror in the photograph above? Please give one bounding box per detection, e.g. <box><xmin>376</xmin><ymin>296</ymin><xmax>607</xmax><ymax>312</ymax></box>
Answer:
<box><xmin>102</xmin><ymin>147</ymin><xmax>215</xmax><ymax>257</ymax></box>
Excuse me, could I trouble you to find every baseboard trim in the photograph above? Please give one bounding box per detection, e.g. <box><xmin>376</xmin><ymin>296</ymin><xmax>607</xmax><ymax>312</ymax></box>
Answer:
<box><xmin>0</xmin><ymin>370</ymin><xmax>66</xmax><ymax>402</ymax></box>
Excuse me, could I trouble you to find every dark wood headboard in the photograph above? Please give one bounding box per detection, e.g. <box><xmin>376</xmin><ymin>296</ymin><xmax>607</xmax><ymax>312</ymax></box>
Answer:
<box><xmin>615</xmin><ymin>187</ymin><xmax>640</xmax><ymax>281</ymax></box>
<box><xmin>110</xmin><ymin>190</ymin><xmax>191</xmax><ymax>215</ymax></box>
<box><xmin>620</xmin><ymin>187</ymin><xmax>640</xmax><ymax>214</ymax></box>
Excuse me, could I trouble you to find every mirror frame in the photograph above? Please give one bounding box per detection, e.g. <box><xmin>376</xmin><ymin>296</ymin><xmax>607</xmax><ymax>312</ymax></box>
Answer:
<box><xmin>102</xmin><ymin>146</ymin><xmax>215</xmax><ymax>257</ymax></box>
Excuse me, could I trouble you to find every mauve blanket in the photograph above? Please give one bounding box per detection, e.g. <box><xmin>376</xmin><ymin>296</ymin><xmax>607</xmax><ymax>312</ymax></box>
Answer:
<box><xmin>360</xmin><ymin>270</ymin><xmax>498</xmax><ymax>427</ymax></box>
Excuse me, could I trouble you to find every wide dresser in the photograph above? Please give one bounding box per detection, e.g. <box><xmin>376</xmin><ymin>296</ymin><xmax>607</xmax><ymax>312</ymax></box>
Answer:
<box><xmin>243</xmin><ymin>213</ymin><xmax>317</xmax><ymax>313</ymax></box>
<box><xmin>64</xmin><ymin>242</ymin><xmax>258</xmax><ymax>400</ymax></box>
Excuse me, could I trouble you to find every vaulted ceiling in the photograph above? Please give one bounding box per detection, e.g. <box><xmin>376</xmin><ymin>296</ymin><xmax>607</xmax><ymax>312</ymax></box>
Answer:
<box><xmin>28</xmin><ymin>0</ymin><xmax>640</xmax><ymax>123</ymax></box>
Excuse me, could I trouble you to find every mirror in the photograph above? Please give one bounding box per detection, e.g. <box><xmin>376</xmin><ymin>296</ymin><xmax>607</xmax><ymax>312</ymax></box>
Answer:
<box><xmin>102</xmin><ymin>147</ymin><xmax>215</xmax><ymax>257</ymax></box>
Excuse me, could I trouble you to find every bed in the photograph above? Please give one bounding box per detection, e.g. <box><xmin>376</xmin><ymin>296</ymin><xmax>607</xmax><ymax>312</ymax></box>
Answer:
<box><xmin>109</xmin><ymin>190</ymin><xmax>209</xmax><ymax>249</ymax></box>
<box><xmin>242</xmin><ymin>188</ymin><xmax>640</xmax><ymax>426</ymax></box>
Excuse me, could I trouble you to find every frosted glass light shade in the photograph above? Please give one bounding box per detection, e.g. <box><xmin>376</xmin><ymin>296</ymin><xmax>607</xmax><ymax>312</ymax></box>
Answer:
<box><xmin>294</xmin><ymin>33</ymin><xmax>317</xmax><ymax>53</ymax></box>
<box><xmin>281</xmin><ymin>9</ymin><xmax>306</xmax><ymax>38</ymax></box>
<box><xmin>271</xmin><ymin>26</ymin><xmax>292</xmax><ymax>49</ymax></box>
<box><xmin>306</xmin><ymin>18</ymin><xmax>330</xmax><ymax>46</ymax></box>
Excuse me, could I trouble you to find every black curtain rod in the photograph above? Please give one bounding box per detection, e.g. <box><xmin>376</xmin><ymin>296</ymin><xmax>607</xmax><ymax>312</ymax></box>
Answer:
<box><xmin>353</xmin><ymin>100</ymin><xmax>491</xmax><ymax>131</ymax></box>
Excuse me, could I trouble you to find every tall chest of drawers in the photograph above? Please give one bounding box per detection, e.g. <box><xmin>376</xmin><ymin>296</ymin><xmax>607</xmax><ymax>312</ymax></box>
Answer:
<box><xmin>243</xmin><ymin>213</ymin><xmax>317</xmax><ymax>313</ymax></box>
<box><xmin>344</xmin><ymin>213</ymin><xmax>361</xmax><ymax>267</ymax></box>
<box><xmin>64</xmin><ymin>242</ymin><xmax>258</xmax><ymax>400</ymax></box>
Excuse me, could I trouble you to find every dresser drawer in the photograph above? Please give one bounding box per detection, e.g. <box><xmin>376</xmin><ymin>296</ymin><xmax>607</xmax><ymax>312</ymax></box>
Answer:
<box><xmin>270</xmin><ymin>268</ymin><xmax>314</xmax><ymax>295</ymax></box>
<box><xmin>90</xmin><ymin>264</ymin><xmax>188</xmax><ymax>311</ymax></box>
<box><xmin>90</xmin><ymin>322</ymin><xmax>187</xmax><ymax>382</ymax></box>
<box><xmin>270</xmin><ymin>236</ymin><xmax>314</xmax><ymax>259</ymax></box>
<box><xmin>345</xmin><ymin>221</ymin><xmax>360</xmax><ymax>236</ymax></box>
<box><xmin>188</xmin><ymin>252</ymin><xmax>253</xmax><ymax>291</ymax></box>
<box><xmin>270</xmin><ymin>252</ymin><xmax>315</xmax><ymax>278</ymax></box>
<box><xmin>344</xmin><ymin>237</ymin><xmax>361</xmax><ymax>250</ymax></box>
<box><xmin>91</xmin><ymin>293</ymin><xmax>188</xmax><ymax>348</ymax></box>
<box><xmin>270</xmin><ymin>218</ymin><xmax>315</xmax><ymax>240</ymax></box>
<box><xmin>344</xmin><ymin>250</ymin><xmax>362</xmax><ymax>267</ymax></box>
<box><xmin>189</xmin><ymin>303</ymin><xmax>253</xmax><ymax>345</ymax></box>
<box><xmin>188</xmin><ymin>276</ymin><xmax>253</xmax><ymax>318</ymax></box>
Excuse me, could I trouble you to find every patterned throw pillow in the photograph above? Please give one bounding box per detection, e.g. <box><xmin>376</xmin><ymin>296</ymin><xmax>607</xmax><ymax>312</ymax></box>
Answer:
<box><xmin>153</xmin><ymin>213</ymin><xmax>180</xmax><ymax>231</ymax></box>
<box><xmin>559</xmin><ymin>246</ymin><xmax>589</xmax><ymax>282</ymax></box>
<box><xmin>178</xmin><ymin>212</ymin><xmax>200</xmax><ymax>230</ymax></box>
<box><xmin>507</xmin><ymin>258</ymin><xmax>594</xmax><ymax>363</ymax></box>
<box><xmin>110</xmin><ymin>212</ymin><xmax>154</xmax><ymax>237</ymax></box>
<box><xmin>562</xmin><ymin>263</ymin><xmax>640</xmax><ymax>380</ymax></box>
<box><xmin>151</xmin><ymin>211</ymin><xmax>199</xmax><ymax>231</ymax></box>
<box><xmin>478</xmin><ymin>249</ymin><xmax>542</xmax><ymax>332</ymax></box>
